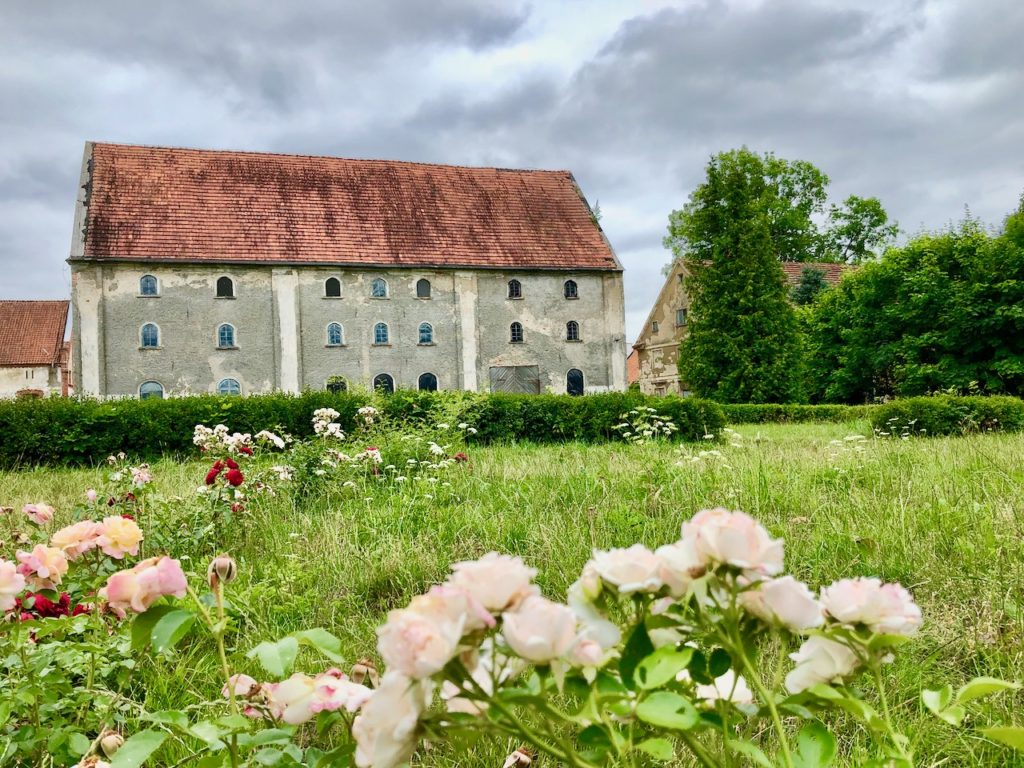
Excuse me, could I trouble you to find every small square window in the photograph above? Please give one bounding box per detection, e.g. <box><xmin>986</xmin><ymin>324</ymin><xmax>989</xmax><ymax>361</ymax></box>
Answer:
<box><xmin>675</xmin><ymin>309</ymin><xmax>688</xmax><ymax>327</ymax></box>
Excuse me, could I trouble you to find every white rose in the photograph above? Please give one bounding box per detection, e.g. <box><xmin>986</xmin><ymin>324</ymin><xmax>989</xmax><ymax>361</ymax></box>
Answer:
<box><xmin>679</xmin><ymin>669</ymin><xmax>754</xmax><ymax>705</ymax></box>
<box><xmin>591</xmin><ymin>544</ymin><xmax>664</xmax><ymax>594</ymax></box>
<box><xmin>741</xmin><ymin>576</ymin><xmax>824</xmax><ymax>632</ymax></box>
<box><xmin>264</xmin><ymin>673</ymin><xmax>317</xmax><ymax>725</ymax></box>
<box><xmin>682</xmin><ymin>507</ymin><xmax>784</xmax><ymax>577</ymax></box>
<box><xmin>820</xmin><ymin>577</ymin><xmax>922</xmax><ymax>636</ymax></box>
<box><xmin>501</xmin><ymin>596</ymin><xmax>577</xmax><ymax>663</ymax></box>
<box><xmin>784</xmin><ymin>636</ymin><xmax>860</xmax><ymax>693</ymax></box>
<box><xmin>655</xmin><ymin>538</ymin><xmax>703</xmax><ymax>597</ymax></box>
<box><xmin>377</xmin><ymin>600</ymin><xmax>465</xmax><ymax>680</ymax></box>
<box><xmin>353</xmin><ymin>671</ymin><xmax>432</xmax><ymax>768</ymax></box>
<box><xmin>448</xmin><ymin>552</ymin><xmax>538</xmax><ymax>612</ymax></box>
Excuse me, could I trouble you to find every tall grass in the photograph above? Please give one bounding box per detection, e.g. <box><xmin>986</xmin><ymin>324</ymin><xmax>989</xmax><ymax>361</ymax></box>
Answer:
<box><xmin>1</xmin><ymin>422</ymin><xmax>1022</xmax><ymax>765</ymax></box>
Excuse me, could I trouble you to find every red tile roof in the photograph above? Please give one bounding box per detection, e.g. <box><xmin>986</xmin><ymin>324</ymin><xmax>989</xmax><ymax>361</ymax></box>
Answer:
<box><xmin>781</xmin><ymin>261</ymin><xmax>846</xmax><ymax>286</ymax></box>
<box><xmin>0</xmin><ymin>300</ymin><xmax>69</xmax><ymax>367</ymax></box>
<box><xmin>76</xmin><ymin>143</ymin><xmax>619</xmax><ymax>271</ymax></box>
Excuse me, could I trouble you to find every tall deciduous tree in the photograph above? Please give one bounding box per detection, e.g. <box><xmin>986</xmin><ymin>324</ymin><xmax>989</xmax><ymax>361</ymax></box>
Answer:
<box><xmin>666</xmin><ymin>149</ymin><xmax>805</xmax><ymax>403</ymax></box>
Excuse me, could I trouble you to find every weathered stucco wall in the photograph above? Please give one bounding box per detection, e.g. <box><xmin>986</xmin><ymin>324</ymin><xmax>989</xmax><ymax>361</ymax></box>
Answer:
<box><xmin>71</xmin><ymin>262</ymin><xmax>627</xmax><ymax>397</ymax></box>
<box><xmin>0</xmin><ymin>366</ymin><xmax>59</xmax><ymax>398</ymax></box>
<box><xmin>634</xmin><ymin>261</ymin><xmax>690</xmax><ymax>395</ymax></box>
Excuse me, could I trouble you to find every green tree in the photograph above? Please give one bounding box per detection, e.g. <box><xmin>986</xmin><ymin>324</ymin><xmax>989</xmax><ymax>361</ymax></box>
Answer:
<box><xmin>790</xmin><ymin>266</ymin><xmax>830</xmax><ymax>305</ymax></box>
<box><xmin>804</xmin><ymin>201</ymin><xmax>1024</xmax><ymax>402</ymax></box>
<box><xmin>667</xmin><ymin>149</ymin><xmax>805</xmax><ymax>402</ymax></box>
<box><xmin>819</xmin><ymin>195</ymin><xmax>899</xmax><ymax>263</ymax></box>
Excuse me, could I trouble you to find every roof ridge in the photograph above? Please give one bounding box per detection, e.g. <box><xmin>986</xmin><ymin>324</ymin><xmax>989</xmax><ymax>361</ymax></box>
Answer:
<box><xmin>89</xmin><ymin>141</ymin><xmax>572</xmax><ymax>176</ymax></box>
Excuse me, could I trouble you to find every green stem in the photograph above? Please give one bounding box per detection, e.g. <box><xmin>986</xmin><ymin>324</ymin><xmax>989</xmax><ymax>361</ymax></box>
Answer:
<box><xmin>679</xmin><ymin>730</ymin><xmax>725</xmax><ymax>768</ymax></box>
<box><xmin>872</xmin><ymin>663</ymin><xmax>911</xmax><ymax>762</ymax></box>
<box><xmin>736</xmin><ymin>647</ymin><xmax>795</xmax><ymax>768</ymax></box>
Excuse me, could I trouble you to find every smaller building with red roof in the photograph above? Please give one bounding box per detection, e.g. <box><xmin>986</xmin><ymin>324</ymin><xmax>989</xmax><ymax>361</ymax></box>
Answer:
<box><xmin>0</xmin><ymin>300</ymin><xmax>72</xmax><ymax>398</ymax></box>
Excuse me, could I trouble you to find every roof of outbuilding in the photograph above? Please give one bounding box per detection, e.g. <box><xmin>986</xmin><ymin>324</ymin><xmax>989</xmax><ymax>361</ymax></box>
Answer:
<box><xmin>780</xmin><ymin>261</ymin><xmax>845</xmax><ymax>286</ymax></box>
<box><xmin>0</xmin><ymin>300</ymin><xmax>69</xmax><ymax>367</ymax></box>
<box><xmin>74</xmin><ymin>142</ymin><xmax>620</xmax><ymax>272</ymax></box>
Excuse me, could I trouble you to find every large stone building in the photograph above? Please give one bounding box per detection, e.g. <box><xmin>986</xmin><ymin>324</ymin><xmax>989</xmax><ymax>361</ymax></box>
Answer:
<box><xmin>632</xmin><ymin>259</ymin><xmax>845</xmax><ymax>395</ymax></box>
<box><xmin>0</xmin><ymin>300</ymin><xmax>72</xmax><ymax>398</ymax></box>
<box><xmin>69</xmin><ymin>143</ymin><xmax>626</xmax><ymax>398</ymax></box>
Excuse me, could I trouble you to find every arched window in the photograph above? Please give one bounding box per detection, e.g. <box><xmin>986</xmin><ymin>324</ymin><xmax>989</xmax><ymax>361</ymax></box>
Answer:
<box><xmin>141</xmin><ymin>323</ymin><xmax>160</xmax><ymax>348</ymax></box>
<box><xmin>373</xmin><ymin>373</ymin><xmax>395</xmax><ymax>394</ymax></box>
<box><xmin>327</xmin><ymin>322</ymin><xmax>344</xmax><ymax>346</ymax></box>
<box><xmin>325</xmin><ymin>277</ymin><xmax>342</xmax><ymax>298</ymax></box>
<box><xmin>507</xmin><ymin>279</ymin><xmax>522</xmax><ymax>299</ymax></box>
<box><xmin>510</xmin><ymin>322</ymin><xmax>524</xmax><ymax>344</ymax></box>
<box><xmin>139</xmin><ymin>275</ymin><xmax>158</xmax><ymax>296</ymax></box>
<box><xmin>218</xmin><ymin>323</ymin><xmax>236</xmax><ymax>348</ymax></box>
<box><xmin>216</xmin><ymin>276</ymin><xmax>234</xmax><ymax>298</ymax></box>
<box><xmin>139</xmin><ymin>380</ymin><xmax>164</xmax><ymax>400</ymax></box>
<box><xmin>418</xmin><ymin>322</ymin><xmax>433</xmax><ymax>345</ymax></box>
<box><xmin>218</xmin><ymin>378</ymin><xmax>241</xmax><ymax>396</ymax></box>
<box><xmin>371</xmin><ymin>278</ymin><xmax>388</xmax><ymax>298</ymax></box>
<box><xmin>418</xmin><ymin>372</ymin><xmax>438</xmax><ymax>391</ymax></box>
<box><xmin>564</xmin><ymin>280</ymin><xmax>578</xmax><ymax>299</ymax></box>
<box><xmin>416</xmin><ymin>278</ymin><xmax>431</xmax><ymax>299</ymax></box>
<box><xmin>566</xmin><ymin>320</ymin><xmax>580</xmax><ymax>342</ymax></box>
<box><xmin>567</xmin><ymin>369</ymin><xmax>584</xmax><ymax>396</ymax></box>
<box><xmin>373</xmin><ymin>322</ymin><xmax>389</xmax><ymax>345</ymax></box>
<box><xmin>326</xmin><ymin>376</ymin><xmax>347</xmax><ymax>393</ymax></box>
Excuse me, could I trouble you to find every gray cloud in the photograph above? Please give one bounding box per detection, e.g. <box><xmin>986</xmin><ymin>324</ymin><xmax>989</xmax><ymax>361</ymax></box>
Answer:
<box><xmin>1</xmin><ymin>0</ymin><xmax>1022</xmax><ymax>343</ymax></box>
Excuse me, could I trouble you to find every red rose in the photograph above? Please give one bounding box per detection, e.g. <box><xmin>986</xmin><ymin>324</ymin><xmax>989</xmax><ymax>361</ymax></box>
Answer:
<box><xmin>213</xmin><ymin>460</ymin><xmax>225</xmax><ymax>471</ymax></box>
<box><xmin>71</xmin><ymin>603</ymin><xmax>92</xmax><ymax>616</ymax></box>
<box><xmin>205</xmin><ymin>467</ymin><xmax>221</xmax><ymax>485</ymax></box>
<box><xmin>225</xmin><ymin>468</ymin><xmax>244</xmax><ymax>486</ymax></box>
<box><xmin>239</xmin><ymin>445</ymin><xmax>253</xmax><ymax>456</ymax></box>
<box><xmin>231</xmin><ymin>502</ymin><xmax>245</xmax><ymax>513</ymax></box>
<box><xmin>453</xmin><ymin>452</ymin><xmax>469</xmax><ymax>463</ymax></box>
<box><xmin>225</xmin><ymin>458</ymin><xmax>239</xmax><ymax>470</ymax></box>
<box><xmin>121</xmin><ymin>513</ymin><xmax>135</xmax><ymax>521</ymax></box>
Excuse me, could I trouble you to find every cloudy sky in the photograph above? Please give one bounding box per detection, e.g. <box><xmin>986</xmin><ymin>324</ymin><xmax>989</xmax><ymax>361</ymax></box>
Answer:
<box><xmin>2</xmin><ymin>0</ymin><xmax>1022</xmax><ymax>339</ymax></box>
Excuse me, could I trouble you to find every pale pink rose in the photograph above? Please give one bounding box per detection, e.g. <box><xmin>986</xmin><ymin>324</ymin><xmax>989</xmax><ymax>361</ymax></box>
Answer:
<box><xmin>50</xmin><ymin>520</ymin><xmax>104</xmax><ymax>559</ymax></box>
<box><xmin>820</xmin><ymin>577</ymin><xmax>922</xmax><ymax>636</ymax></box>
<box><xmin>86</xmin><ymin>489</ymin><xmax>99</xmax><ymax>504</ymax></box>
<box><xmin>222</xmin><ymin>673</ymin><xmax>259</xmax><ymax>699</ymax></box>
<box><xmin>377</xmin><ymin>599</ymin><xmax>465</xmax><ymax>680</ymax></box>
<box><xmin>447</xmin><ymin>552</ymin><xmax>538</xmax><ymax>612</ymax></box>
<box><xmin>655</xmin><ymin>538</ymin><xmax>704</xmax><ymax>596</ymax></box>
<box><xmin>98</xmin><ymin>556</ymin><xmax>187</xmax><ymax>617</ymax></box>
<box><xmin>785</xmin><ymin>636</ymin><xmax>860</xmax><ymax>693</ymax></box>
<box><xmin>567</xmin><ymin>581</ymin><xmax>621</xmax><ymax>651</ymax></box>
<box><xmin>568</xmin><ymin>637</ymin><xmax>605</xmax><ymax>668</ymax></box>
<box><xmin>741</xmin><ymin>576</ymin><xmax>824</xmax><ymax>632</ymax></box>
<box><xmin>310</xmin><ymin>668</ymin><xmax>373</xmax><ymax>714</ymax></box>
<box><xmin>353</xmin><ymin>671</ymin><xmax>432</xmax><ymax>768</ymax></box>
<box><xmin>22</xmin><ymin>503</ymin><xmax>54</xmax><ymax>525</ymax></box>
<box><xmin>131</xmin><ymin>466</ymin><xmax>152</xmax><ymax>487</ymax></box>
<box><xmin>411</xmin><ymin>584</ymin><xmax>495</xmax><ymax>633</ymax></box>
<box><xmin>1</xmin><ymin>559</ymin><xmax>27</xmax><ymax>612</ymax></box>
<box><xmin>265</xmin><ymin>673</ymin><xmax>317</xmax><ymax>724</ymax></box>
<box><xmin>591</xmin><ymin>544</ymin><xmax>664</xmax><ymax>594</ymax></box>
<box><xmin>96</xmin><ymin>515</ymin><xmax>144</xmax><ymax>559</ymax></box>
<box><xmin>501</xmin><ymin>595</ymin><xmax>577</xmax><ymax>663</ymax></box>
<box><xmin>16</xmin><ymin>545</ymin><xmax>69</xmax><ymax>589</ymax></box>
<box><xmin>682</xmin><ymin>507</ymin><xmax>784</xmax><ymax>577</ymax></box>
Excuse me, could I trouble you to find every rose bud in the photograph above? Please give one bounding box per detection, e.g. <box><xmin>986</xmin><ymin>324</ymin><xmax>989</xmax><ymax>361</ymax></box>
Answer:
<box><xmin>208</xmin><ymin>554</ymin><xmax>237</xmax><ymax>588</ymax></box>
<box><xmin>225</xmin><ymin>468</ymin><xmax>244</xmax><ymax>487</ymax></box>
<box><xmin>350</xmin><ymin>657</ymin><xmax>380</xmax><ymax>687</ymax></box>
<box><xmin>503</xmin><ymin>747</ymin><xmax>535</xmax><ymax>768</ymax></box>
<box><xmin>225</xmin><ymin>458</ymin><xmax>239</xmax><ymax>470</ymax></box>
<box><xmin>99</xmin><ymin>730</ymin><xmax>124</xmax><ymax>758</ymax></box>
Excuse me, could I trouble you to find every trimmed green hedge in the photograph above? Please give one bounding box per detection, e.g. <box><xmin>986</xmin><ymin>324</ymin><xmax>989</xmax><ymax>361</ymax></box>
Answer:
<box><xmin>870</xmin><ymin>395</ymin><xmax>1024</xmax><ymax>436</ymax></box>
<box><xmin>720</xmin><ymin>403</ymin><xmax>876</xmax><ymax>424</ymax></box>
<box><xmin>0</xmin><ymin>391</ymin><xmax>724</xmax><ymax>468</ymax></box>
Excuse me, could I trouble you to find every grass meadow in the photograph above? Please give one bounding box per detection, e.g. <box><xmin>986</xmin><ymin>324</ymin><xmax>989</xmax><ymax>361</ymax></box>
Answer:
<box><xmin>2</xmin><ymin>421</ymin><xmax>1023</xmax><ymax>766</ymax></box>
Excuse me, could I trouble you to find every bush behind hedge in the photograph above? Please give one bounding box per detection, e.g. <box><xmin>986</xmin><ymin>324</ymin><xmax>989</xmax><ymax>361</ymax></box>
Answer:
<box><xmin>869</xmin><ymin>395</ymin><xmax>1024</xmax><ymax>436</ymax></box>
<box><xmin>720</xmin><ymin>403</ymin><xmax>876</xmax><ymax>424</ymax></box>
<box><xmin>0</xmin><ymin>391</ymin><xmax>724</xmax><ymax>468</ymax></box>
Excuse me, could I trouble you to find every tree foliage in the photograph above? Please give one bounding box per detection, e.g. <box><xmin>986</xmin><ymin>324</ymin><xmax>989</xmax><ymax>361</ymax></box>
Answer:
<box><xmin>668</xmin><ymin>149</ymin><xmax>805</xmax><ymax>403</ymax></box>
<box><xmin>803</xmin><ymin>201</ymin><xmax>1024</xmax><ymax>402</ymax></box>
<box><xmin>790</xmin><ymin>267</ymin><xmax>830</xmax><ymax>306</ymax></box>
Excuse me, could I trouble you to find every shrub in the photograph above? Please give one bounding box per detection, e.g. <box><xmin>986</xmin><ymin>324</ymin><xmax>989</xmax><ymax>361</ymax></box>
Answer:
<box><xmin>0</xmin><ymin>391</ymin><xmax>725</xmax><ymax>468</ymax></box>
<box><xmin>721</xmin><ymin>403</ymin><xmax>875</xmax><ymax>424</ymax></box>
<box><xmin>870</xmin><ymin>395</ymin><xmax>1024</xmax><ymax>436</ymax></box>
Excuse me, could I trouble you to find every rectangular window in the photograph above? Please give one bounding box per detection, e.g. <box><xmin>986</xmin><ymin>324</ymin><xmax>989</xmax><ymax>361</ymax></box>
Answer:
<box><xmin>652</xmin><ymin>321</ymin><xmax>659</xmax><ymax>333</ymax></box>
<box><xmin>676</xmin><ymin>309</ymin><xmax>688</xmax><ymax>327</ymax></box>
